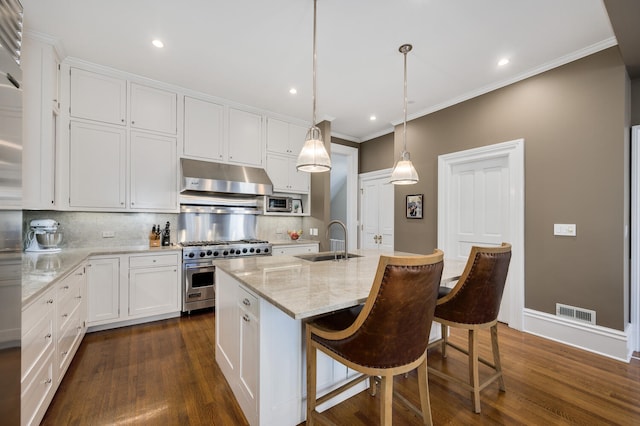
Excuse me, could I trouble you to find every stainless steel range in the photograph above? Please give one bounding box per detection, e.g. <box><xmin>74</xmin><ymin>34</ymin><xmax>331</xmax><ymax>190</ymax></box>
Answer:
<box><xmin>181</xmin><ymin>239</ymin><xmax>272</xmax><ymax>313</ymax></box>
<box><xmin>178</xmin><ymin>158</ymin><xmax>275</xmax><ymax>313</ymax></box>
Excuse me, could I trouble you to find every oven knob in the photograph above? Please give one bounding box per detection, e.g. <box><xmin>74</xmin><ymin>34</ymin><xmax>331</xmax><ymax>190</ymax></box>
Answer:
<box><xmin>264</xmin><ymin>247</ymin><xmax>270</xmax><ymax>253</ymax></box>
<box><xmin>207</xmin><ymin>250</ymin><xmax>212</xmax><ymax>256</ymax></box>
<box><xmin>256</xmin><ymin>248</ymin><xmax>261</xmax><ymax>254</ymax></box>
<box><xmin>213</xmin><ymin>251</ymin><xmax>219</xmax><ymax>256</ymax></box>
<box><xmin>249</xmin><ymin>248</ymin><xmax>255</xmax><ymax>253</ymax></box>
<box><xmin>236</xmin><ymin>249</ymin><xmax>243</xmax><ymax>255</ymax></box>
<box><xmin>199</xmin><ymin>252</ymin><xmax>206</xmax><ymax>258</ymax></box>
<box><xmin>242</xmin><ymin>248</ymin><xmax>248</xmax><ymax>253</ymax></box>
<box><xmin>188</xmin><ymin>252</ymin><xmax>195</xmax><ymax>258</ymax></box>
<box><xmin>223</xmin><ymin>250</ymin><xmax>229</xmax><ymax>256</ymax></box>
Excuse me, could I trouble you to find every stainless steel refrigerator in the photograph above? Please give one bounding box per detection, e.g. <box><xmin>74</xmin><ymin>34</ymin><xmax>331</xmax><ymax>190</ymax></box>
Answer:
<box><xmin>0</xmin><ymin>0</ymin><xmax>23</xmax><ymax>424</ymax></box>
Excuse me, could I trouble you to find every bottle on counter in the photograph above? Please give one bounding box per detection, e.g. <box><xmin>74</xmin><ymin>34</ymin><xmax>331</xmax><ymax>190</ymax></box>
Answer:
<box><xmin>162</xmin><ymin>221</ymin><xmax>171</xmax><ymax>246</ymax></box>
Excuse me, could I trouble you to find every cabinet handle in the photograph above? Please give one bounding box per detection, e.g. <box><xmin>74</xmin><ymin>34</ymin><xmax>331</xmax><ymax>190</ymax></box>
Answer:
<box><xmin>62</xmin><ymin>350</ymin><xmax>68</xmax><ymax>356</ymax></box>
<box><xmin>242</xmin><ymin>298</ymin><xmax>251</xmax><ymax>306</ymax></box>
<box><xmin>46</xmin><ymin>299</ymin><xmax>54</xmax><ymax>304</ymax></box>
<box><xmin>76</xmin><ymin>295</ymin><xmax>82</xmax><ymax>299</ymax></box>
<box><xmin>62</xmin><ymin>285</ymin><xmax>70</xmax><ymax>289</ymax></box>
<box><xmin>242</xmin><ymin>314</ymin><xmax>250</xmax><ymax>322</ymax></box>
<box><xmin>43</xmin><ymin>378</ymin><xmax>52</xmax><ymax>385</ymax></box>
<box><xmin>44</xmin><ymin>333</ymin><xmax>52</xmax><ymax>340</ymax></box>
<box><xmin>77</xmin><ymin>326</ymin><xmax>82</xmax><ymax>331</ymax></box>
<box><xmin>62</xmin><ymin>313</ymin><xmax>68</xmax><ymax>318</ymax></box>
<box><xmin>121</xmin><ymin>118</ymin><xmax>125</xmax><ymax>123</ymax></box>
<box><xmin>131</xmin><ymin>121</ymin><xmax>135</xmax><ymax>125</ymax></box>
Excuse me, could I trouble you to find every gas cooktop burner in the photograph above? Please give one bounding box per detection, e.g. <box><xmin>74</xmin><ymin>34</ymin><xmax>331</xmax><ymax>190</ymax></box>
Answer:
<box><xmin>180</xmin><ymin>239</ymin><xmax>272</xmax><ymax>260</ymax></box>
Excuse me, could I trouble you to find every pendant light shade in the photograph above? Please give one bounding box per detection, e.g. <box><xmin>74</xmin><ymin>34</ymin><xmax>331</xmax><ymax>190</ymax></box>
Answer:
<box><xmin>390</xmin><ymin>43</ymin><xmax>419</xmax><ymax>185</ymax></box>
<box><xmin>296</xmin><ymin>0</ymin><xmax>331</xmax><ymax>173</ymax></box>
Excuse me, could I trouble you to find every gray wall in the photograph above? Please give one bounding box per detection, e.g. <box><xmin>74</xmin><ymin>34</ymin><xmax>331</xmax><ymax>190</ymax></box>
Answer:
<box><xmin>361</xmin><ymin>47</ymin><xmax>629</xmax><ymax>330</ymax></box>
<box><xmin>360</xmin><ymin>132</ymin><xmax>394</xmax><ymax>173</ymax></box>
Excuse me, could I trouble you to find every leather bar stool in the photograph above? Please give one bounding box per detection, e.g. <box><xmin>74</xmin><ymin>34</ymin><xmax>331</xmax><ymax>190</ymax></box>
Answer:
<box><xmin>306</xmin><ymin>250</ymin><xmax>444</xmax><ymax>425</ymax></box>
<box><xmin>428</xmin><ymin>243</ymin><xmax>512</xmax><ymax>413</ymax></box>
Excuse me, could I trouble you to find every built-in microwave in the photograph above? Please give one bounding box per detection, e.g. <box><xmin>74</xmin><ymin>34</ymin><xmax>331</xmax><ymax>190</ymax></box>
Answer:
<box><xmin>266</xmin><ymin>195</ymin><xmax>292</xmax><ymax>212</ymax></box>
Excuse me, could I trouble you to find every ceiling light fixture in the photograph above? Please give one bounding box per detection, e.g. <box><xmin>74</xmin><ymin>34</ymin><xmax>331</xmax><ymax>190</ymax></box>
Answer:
<box><xmin>390</xmin><ymin>44</ymin><xmax>419</xmax><ymax>185</ymax></box>
<box><xmin>152</xmin><ymin>39</ymin><xmax>164</xmax><ymax>48</ymax></box>
<box><xmin>498</xmin><ymin>58</ymin><xmax>509</xmax><ymax>66</ymax></box>
<box><xmin>296</xmin><ymin>0</ymin><xmax>331</xmax><ymax>173</ymax></box>
<box><xmin>289</xmin><ymin>88</ymin><xmax>297</xmax><ymax>94</ymax></box>
<box><xmin>369</xmin><ymin>115</ymin><xmax>377</xmax><ymax>121</ymax></box>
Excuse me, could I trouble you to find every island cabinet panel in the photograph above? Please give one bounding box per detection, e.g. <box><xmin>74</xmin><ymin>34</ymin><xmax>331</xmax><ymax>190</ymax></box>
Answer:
<box><xmin>272</xmin><ymin>243</ymin><xmax>319</xmax><ymax>256</ymax></box>
<box><xmin>215</xmin><ymin>268</ymin><xmax>366</xmax><ymax>426</ymax></box>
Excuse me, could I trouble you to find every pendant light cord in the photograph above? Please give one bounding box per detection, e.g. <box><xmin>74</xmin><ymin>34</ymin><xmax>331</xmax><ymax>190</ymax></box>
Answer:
<box><xmin>312</xmin><ymin>0</ymin><xmax>318</xmax><ymax>128</ymax></box>
<box><xmin>403</xmin><ymin>46</ymin><xmax>408</xmax><ymax>154</ymax></box>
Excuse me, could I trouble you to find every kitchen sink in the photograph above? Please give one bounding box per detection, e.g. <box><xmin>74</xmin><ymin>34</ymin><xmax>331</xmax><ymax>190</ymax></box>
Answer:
<box><xmin>294</xmin><ymin>252</ymin><xmax>363</xmax><ymax>262</ymax></box>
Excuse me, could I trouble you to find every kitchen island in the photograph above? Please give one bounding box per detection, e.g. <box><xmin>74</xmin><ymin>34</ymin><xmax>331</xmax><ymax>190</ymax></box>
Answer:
<box><xmin>213</xmin><ymin>249</ymin><xmax>465</xmax><ymax>426</ymax></box>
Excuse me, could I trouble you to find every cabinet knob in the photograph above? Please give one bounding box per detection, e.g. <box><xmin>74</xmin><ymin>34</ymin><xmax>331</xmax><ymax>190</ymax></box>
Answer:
<box><xmin>62</xmin><ymin>350</ymin><xmax>68</xmax><ymax>356</ymax></box>
<box><xmin>131</xmin><ymin>121</ymin><xmax>135</xmax><ymax>125</ymax></box>
<box><xmin>62</xmin><ymin>313</ymin><xmax>68</xmax><ymax>318</ymax></box>
<box><xmin>46</xmin><ymin>299</ymin><xmax>54</xmax><ymax>304</ymax></box>
<box><xmin>121</xmin><ymin>118</ymin><xmax>125</xmax><ymax>123</ymax></box>
<box><xmin>44</xmin><ymin>333</ymin><xmax>52</xmax><ymax>339</ymax></box>
<box><xmin>242</xmin><ymin>314</ymin><xmax>250</xmax><ymax>322</ymax></box>
<box><xmin>243</xmin><ymin>298</ymin><xmax>251</xmax><ymax>306</ymax></box>
<box><xmin>43</xmin><ymin>378</ymin><xmax>52</xmax><ymax>385</ymax></box>
<box><xmin>63</xmin><ymin>285</ymin><xmax>70</xmax><ymax>289</ymax></box>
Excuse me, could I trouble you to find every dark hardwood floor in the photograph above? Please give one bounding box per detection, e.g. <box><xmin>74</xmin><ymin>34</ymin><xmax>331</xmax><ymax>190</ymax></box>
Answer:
<box><xmin>42</xmin><ymin>311</ymin><xmax>640</xmax><ymax>425</ymax></box>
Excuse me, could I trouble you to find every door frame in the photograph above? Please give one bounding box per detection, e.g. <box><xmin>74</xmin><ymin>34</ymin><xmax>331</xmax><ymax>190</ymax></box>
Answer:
<box><xmin>631</xmin><ymin>125</ymin><xmax>639</xmax><ymax>352</ymax></box>
<box><xmin>358</xmin><ymin>168</ymin><xmax>393</xmax><ymax>250</ymax></box>
<box><xmin>331</xmin><ymin>143</ymin><xmax>359</xmax><ymax>251</ymax></box>
<box><xmin>438</xmin><ymin>139</ymin><xmax>525</xmax><ymax>331</ymax></box>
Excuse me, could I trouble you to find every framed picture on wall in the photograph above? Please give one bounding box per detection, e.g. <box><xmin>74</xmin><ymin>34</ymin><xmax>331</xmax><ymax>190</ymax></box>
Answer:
<box><xmin>292</xmin><ymin>198</ymin><xmax>303</xmax><ymax>214</ymax></box>
<box><xmin>406</xmin><ymin>194</ymin><xmax>423</xmax><ymax>219</ymax></box>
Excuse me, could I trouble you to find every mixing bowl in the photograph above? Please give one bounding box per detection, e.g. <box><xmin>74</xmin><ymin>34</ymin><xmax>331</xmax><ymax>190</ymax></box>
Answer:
<box><xmin>36</xmin><ymin>232</ymin><xmax>63</xmax><ymax>248</ymax></box>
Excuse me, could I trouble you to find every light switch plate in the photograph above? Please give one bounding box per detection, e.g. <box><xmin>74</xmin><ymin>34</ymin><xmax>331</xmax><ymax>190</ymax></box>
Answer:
<box><xmin>554</xmin><ymin>224</ymin><xmax>576</xmax><ymax>237</ymax></box>
<box><xmin>102</xmin><ymin>231</ymin><xmax>115</xmax><ymax>238</ymax></box>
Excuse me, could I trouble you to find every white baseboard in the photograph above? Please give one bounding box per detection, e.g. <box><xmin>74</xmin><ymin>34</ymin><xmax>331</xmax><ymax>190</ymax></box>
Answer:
<box><xmin>523</xmin><ymin>308</ymin><xmax>632</xmax><ymax>362</ymax></box>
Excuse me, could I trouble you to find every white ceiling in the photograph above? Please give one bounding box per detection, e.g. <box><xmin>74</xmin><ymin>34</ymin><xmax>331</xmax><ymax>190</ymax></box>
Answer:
<box><xmin>22</xmin><ymin>0</ymin><xmax>616</xmax><ymax>142</ymax></box>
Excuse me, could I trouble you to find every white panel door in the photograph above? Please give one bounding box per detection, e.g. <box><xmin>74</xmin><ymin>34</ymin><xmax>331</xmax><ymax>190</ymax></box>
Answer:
<box><xmin>360</xmin><ymin>172</ymin><xmax>394</xmax><ymax>251</ymax></box>
<box><xmin>449</xmin><ymin>156</ymin><xmax>509</xmax><ymax>259</ymax></box>
<box><xmin>440</xmin><ymin>140</ymin><xmax>526</xmax><ymax>327</ymax></box>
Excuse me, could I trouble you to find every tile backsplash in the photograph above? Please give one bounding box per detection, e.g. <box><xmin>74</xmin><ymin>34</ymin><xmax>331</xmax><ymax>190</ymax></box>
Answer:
<box><xmin>23</xmin><ymin>211</ymin><xmax>178</xmax><ymax>249</ymax></box>
<box><xmin>22</xmin><ymin>210</ymin><xmax>319</xmax><ymax>249</ymax></box>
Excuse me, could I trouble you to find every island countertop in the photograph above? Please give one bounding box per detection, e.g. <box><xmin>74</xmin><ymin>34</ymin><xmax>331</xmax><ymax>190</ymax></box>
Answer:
<box><xmin>213</xmin><ymin>249</ymin><xmax>466</xmax><ymax>320</ymax></box>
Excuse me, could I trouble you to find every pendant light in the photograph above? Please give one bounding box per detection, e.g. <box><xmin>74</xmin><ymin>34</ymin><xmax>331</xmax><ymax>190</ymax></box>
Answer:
<box><xmin>296</xmin><ymin>0</ymin><xmax>332</xmax><ymax>173</ymax></box>
<box><xmin>390</xmin><ymin>44</ymin><xmax>419</xmax><ymax>185</ymax></box>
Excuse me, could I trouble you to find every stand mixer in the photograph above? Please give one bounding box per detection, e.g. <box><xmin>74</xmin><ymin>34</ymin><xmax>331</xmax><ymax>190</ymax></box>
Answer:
<box><xmin>25</xmin><ymin>219</ymin><xmax>63</xmax><ymax>252</ymax></box>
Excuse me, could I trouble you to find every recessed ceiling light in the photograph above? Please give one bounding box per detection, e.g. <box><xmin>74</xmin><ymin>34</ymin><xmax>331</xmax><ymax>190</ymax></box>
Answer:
<box><xmin>369</xmin><ymin>115</ymin><xmax>376</xmax><ymax>121</ymax></box>
<box><xmin>152</xmin><ymin>39</ymin><xmax>164</xmax><ymax>48</ymax></box>
<box><xmin>289</xmin><ymin>88</ymin><xmax>297</xmax><ymax>95</ymax></box>
<box><xmin>498</xmin><ymin>58</ymin><xmax>509</xmax><ymax>67</ymax></box>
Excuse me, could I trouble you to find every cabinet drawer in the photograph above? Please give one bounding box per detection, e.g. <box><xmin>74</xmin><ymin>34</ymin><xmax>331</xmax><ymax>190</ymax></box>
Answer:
<box><xmin>23</xmin><ymin>290</ymin><xmax>55</xmax><ymax>335</ymax></box>
<box><xmin>57</xmin><ymin>289</ymin><xmax>82</xmax><ymax>332</ymax></box>
<box><xmin>21</xmin><ymin>311</ymin><xmax>54</xmax><ymax>381</ymax></box>
<box><xmin>57</xmin><ymin>307</ymin><xmax>83</xmax><ymax>374</ymax></box>
<box><xmin>238</xmin><ymin>286</ymin><xmax>259</xmax><ymax>318</ymax></box>
<box><xmin>21</xmin><ymin>351</ymin><xmax>55</xmax><ymax>426</ymax></box>
<box><xmin>129</xmin><ymin>253</ymin><xmax>178</xmax><ymax>268</ymax></box>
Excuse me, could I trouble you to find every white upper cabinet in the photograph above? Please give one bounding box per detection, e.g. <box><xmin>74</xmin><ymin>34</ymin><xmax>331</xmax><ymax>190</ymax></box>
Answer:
<box><xmin>266</xmin><ymin>117</ymin><xmax>307</xmax><ymax>156</ymax></box>
<box><xmin>22</xmin><ymin>37</ymin><xmax>60</xmax><ymax>209</ymax></box>
<box><xmin>266</xmin><ymin>153</ymin><xmax>310</xmax><ymax>194</ymax></box>
<box><xmin>183</xmin><ymin>96</ymin><xmax>224</xmax><ymax>161</ymax></box>
<box><xmin>69</xmin><ymin>121</ymin><xmax>126</xmax><ymax>209</ymax></box>
<box><xmin>129</xmin><ymin>131</ymin><xmax>177</xmax><ymax>210</ymax></box>
<box><xmin>70</xmin><ymin>68</ymin><xmax>126</xmax><ymax>126</ymax></box>
<box><xmin>130</xmin><ymin>83</ymin><xmax>177</xmax><ymax>135</ymax></box>
<box><xmin>228</xmin><ymin>107</ymin><xmax>263</xmax><ymax>167</ymax></box>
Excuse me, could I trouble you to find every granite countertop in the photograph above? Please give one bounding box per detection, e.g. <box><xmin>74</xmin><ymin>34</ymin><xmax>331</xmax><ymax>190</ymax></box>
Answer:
<box><xmin>213</xmin><ymin>249</ymin><xmax>466</xmax><ymax>320</ymax></box>
<box><xmin>22</xmin><ymin>245</ymin><xmax>182</xmax><ymax>306</ymax></box>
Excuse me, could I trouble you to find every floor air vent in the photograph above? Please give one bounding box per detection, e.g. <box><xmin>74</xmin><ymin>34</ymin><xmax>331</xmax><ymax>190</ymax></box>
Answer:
<box><xmin>556</xmin><ymin>303</ymin><xmax>596</xmax><ymax>325</ymax></box>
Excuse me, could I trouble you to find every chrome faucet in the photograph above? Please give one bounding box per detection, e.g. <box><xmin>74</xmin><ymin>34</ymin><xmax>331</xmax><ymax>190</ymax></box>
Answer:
<box><xmin>327</xmin><ymin>220</ymin><xmax>348</xmax><ymax>261</ymax></box>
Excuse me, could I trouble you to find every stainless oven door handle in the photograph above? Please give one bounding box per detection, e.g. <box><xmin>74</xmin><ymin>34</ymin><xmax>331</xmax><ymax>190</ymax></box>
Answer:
<box><xmin>184</xmin><ymin>265</ymin><xmax>216</xmax><ymax>273</ymax></box>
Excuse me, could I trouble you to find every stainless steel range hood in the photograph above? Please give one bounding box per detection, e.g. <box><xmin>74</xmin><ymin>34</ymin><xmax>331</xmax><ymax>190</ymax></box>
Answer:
<box><xmin>180</xmin><ymin>158</ymin><xmax>273</xmax><ymax>197</ymax></box>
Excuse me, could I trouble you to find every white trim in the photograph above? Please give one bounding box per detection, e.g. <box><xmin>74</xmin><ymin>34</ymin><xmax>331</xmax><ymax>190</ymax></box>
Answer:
<box><xmin>631</xmin><ymin>125</ymin><xmax>640</xmax><ymax>353</ymax></box>
<box><xmin>358</xmin><ymin>168</ymin><xmax>393</xmax><ymax>181</ymax></box>
<box><xmin>438</xmin><ymin>139</ymin><xmax>525</xmax><ymax>331</ymax></box>
<box><xmin>523</xmin><ymin>308</ymin><xmax>632</xmax><ymax>362</ymax></box>
<box><xmin>331</xmin><ymin>143</ymin><xmax>359</xmax><ymax>251</ymax></box>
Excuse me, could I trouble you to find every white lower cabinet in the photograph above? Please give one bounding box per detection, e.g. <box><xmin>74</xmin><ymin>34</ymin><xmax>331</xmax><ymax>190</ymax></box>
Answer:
<box><xmin>87</xmin><ymin>257</ymin><xmax>120</xmax><ymax>324</ymax></box>
<box><xmin>22</xmin><ymin>263</ymin><xmax>87</xmax><ymax>426</ymax></box>
<box><xmin>128</xmin><ymin>254</ymin><xmax>180</xmax><ymax>318</ymax></box>
<box><xmin>216</xmin><ymin>269</ymin><xmax>364</xmax><ymax>426</ymax></box>
<box><xmin>272</xmin><ymin>243</ymin><xmax>319</xmax><ymax>256</ymax></box>
<box><xmin>87</xmin><ymin>252</ymin><xmax>181</xmax><ymax>330</ymax></box>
